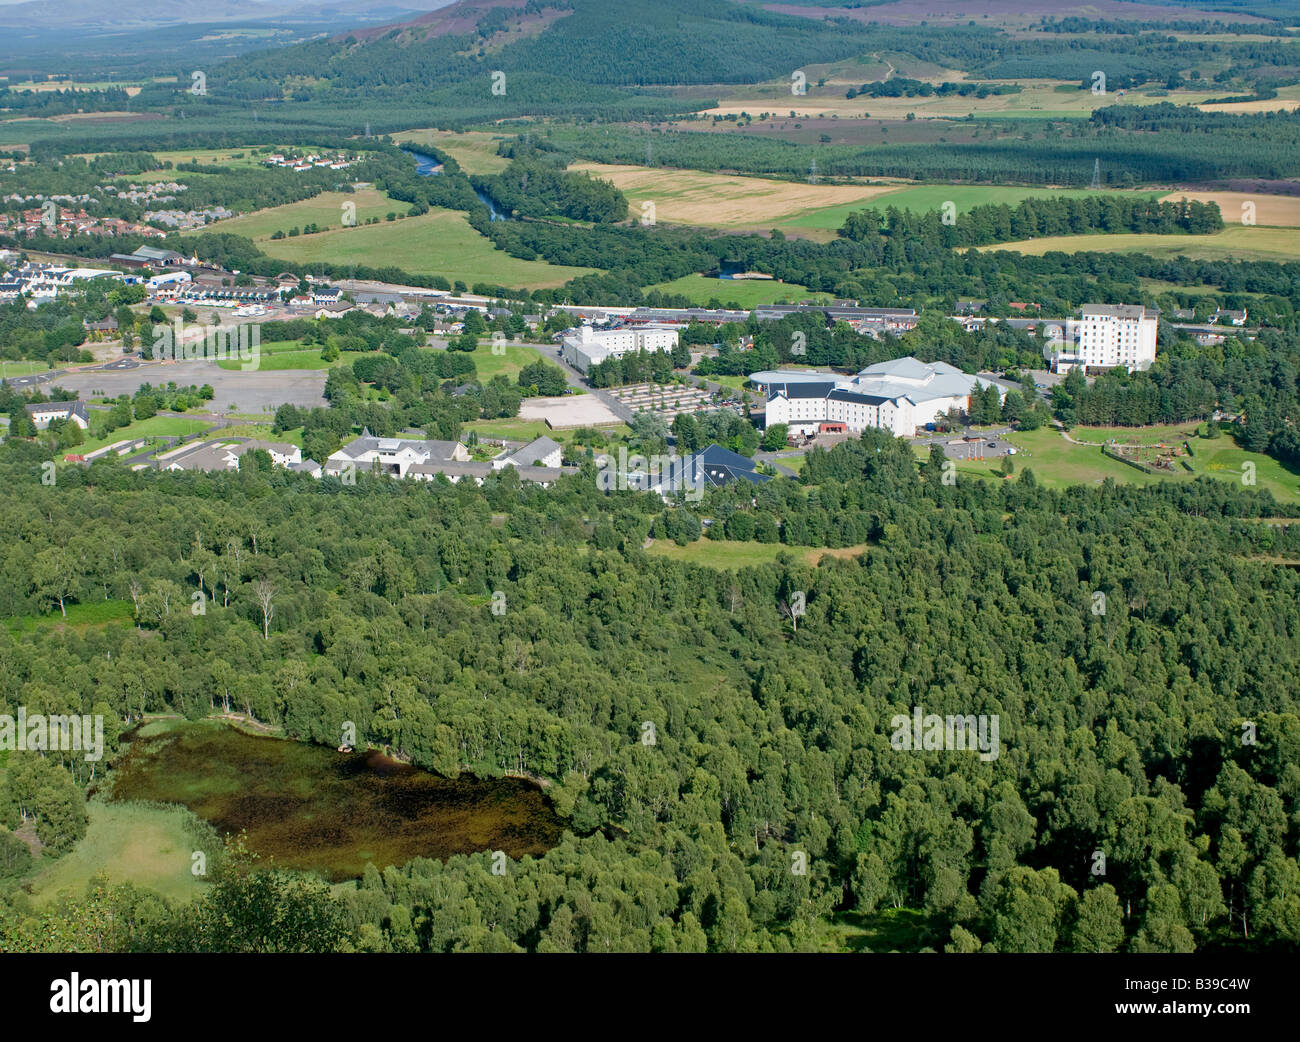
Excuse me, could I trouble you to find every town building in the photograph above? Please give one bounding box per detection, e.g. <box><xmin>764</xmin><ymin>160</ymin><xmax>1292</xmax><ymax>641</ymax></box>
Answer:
<box><xmin>561</xmin><ymin>324</ymin><xmax>679</xmax><ymax>374</ymax></box>
<box><xmin>26</xmin><ymin>401</ymin><xmax>90</xmax><ymax>430</ymax></box>
<box><xmin>1047</xmin><ymin>304</ymin><xmax>1158</xmax><ymax>373</ymax></box>
<box><xmin>757</xmin><ymin>357</ymin><xmax>1007</xmax><ymax>439</ymax></box>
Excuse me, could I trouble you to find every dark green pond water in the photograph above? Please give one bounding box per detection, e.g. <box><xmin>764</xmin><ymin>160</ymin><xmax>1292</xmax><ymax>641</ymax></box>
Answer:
<box><xmin>109</xmin><ymin>723</ymin><xmax>564</xmax><ymax>882</ymax></box>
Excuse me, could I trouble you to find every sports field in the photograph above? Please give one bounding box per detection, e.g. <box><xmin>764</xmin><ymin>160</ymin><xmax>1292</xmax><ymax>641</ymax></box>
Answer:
<box><xmin>648</xmin><ymin>274</ymin><xmax>826</xmax><ymax>306</ymax></box>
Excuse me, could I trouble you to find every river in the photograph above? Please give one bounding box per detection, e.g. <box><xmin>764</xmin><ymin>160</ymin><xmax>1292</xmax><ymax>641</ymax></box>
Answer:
<box><xmin>402</xmin><ymin>146</ymin><xmax>507</xmax><ymax>221</ymax></box>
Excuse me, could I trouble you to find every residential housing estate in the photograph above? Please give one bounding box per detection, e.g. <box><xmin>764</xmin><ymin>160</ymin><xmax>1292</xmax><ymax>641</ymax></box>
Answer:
<box><xmin>324</xmin><ymin>431</ymin><xmax>573</xmax><ymax>486</ymax></box>
<box><xmin>756</xmin><ymin>357</ymin><xmax>1007</xmax><ymax>439</ymax></box>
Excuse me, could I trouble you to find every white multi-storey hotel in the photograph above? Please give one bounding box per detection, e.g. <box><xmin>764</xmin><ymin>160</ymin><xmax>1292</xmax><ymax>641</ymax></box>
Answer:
<box><xmin>561</xmin><ymin>324</ymin><xmax>679</xmax><ymax>374</ymax></box>
<box><xmin>1048</xmin><ymin>304</ymin><xmax>1158</xmax><ymax>373</ymax></box>
<box><xmin>757</xmin><ymin>357</ymin><xmax>1006</xmax><ymax>439</ymax></box>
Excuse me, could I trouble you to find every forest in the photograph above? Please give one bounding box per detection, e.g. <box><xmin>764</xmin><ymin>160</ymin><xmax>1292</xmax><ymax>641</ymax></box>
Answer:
<box><xmin>1</xmin><ymin>425</ymin><xmax>1299</xmax><ymax>952</ymax></box>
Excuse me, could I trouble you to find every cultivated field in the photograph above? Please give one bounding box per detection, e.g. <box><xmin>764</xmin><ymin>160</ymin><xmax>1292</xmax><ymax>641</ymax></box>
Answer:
<box><xmin>568</xmin><ymin>162</ymin><xmax>899</xmax><ymax>229</ymax></box>
<box><xmin>1159</xmin><ymin>191</ymin><xmax>1300</xmax><ymax>228</ymax></box>
<box><xmin>701</xmin><ymin>82</ymin><xmax>1229</xmax><ymax>121</ymax></box>
<box><xmin>977</xmin><ymin>225</ymin><xmax>1300</xmax><ymax>262</ymax></box>
<box><xmin>225</xmin><ymin>204</ymin><xmax>597</xmax><ymax>289</ymax></box>
<box><xmin>210</xmin><ymin>187</ymin><xmax>400</xmax><ymax>239</ymax></box>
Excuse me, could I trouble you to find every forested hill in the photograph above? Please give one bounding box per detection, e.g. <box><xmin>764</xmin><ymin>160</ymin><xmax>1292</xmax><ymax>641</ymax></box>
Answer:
<box><xmin>214</xmin><ymin>0</ymin><xmax>983</xmax><ymax>96</ymax></box>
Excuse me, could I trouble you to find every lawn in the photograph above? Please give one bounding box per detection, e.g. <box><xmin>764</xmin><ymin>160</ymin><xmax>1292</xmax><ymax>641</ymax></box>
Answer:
<box><xmin>470</xmin><ymin>343</ymin><xmax>546</xmax><ymax>383</ymax></box>
<box><xmin>79</xmin><ymin>414</ymin><xmax>213</xmax><ymax>455</ymax></box>
<box><xmin>240</xmin><ymin>205</ymin><xmax>596</xmax><ymax>290</ymax></box>
<box><xmin>0</xmin><ymin>360</ymin><xmax>71</xmax><ymax>378</ymax></box>
<box><xmin>464</xmin><ymin>417</ymin><xmax>564</xmax><ymax>442</ymax></box>
<box><xmin>977</xmin><ymin>225</ymin><xmax>1300</xmax><ymax>262</ymax></box>
<box><xmin>648</xmin><ymin>274</ymin><xmax>826</xmax><ymax>307</ymax></box>
<box><xmin>26</xmin><ymin>801</ymin><xmax>208</xmax><ymax>906</ymax></box>
<box><xmin>645</xmin><ymin>538</ymin><xmax>866</xmax><ymax>568</ymax></box>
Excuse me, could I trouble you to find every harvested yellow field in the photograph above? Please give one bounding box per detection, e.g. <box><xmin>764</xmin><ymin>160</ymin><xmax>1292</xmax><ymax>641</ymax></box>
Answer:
<box><xmin>1160</xmin><ymin>191</ymin><xmax>1300</xmax><ymax>228</ymax></box>
<box><xmin>568</xmin><ymin>162</ymin><xmax>898</xmax><ymax>228</ymax></box>
<box><xmin>976</xmin><ymin>225</ymin><xmax>1300</xmax><ymax>262</ymax></box>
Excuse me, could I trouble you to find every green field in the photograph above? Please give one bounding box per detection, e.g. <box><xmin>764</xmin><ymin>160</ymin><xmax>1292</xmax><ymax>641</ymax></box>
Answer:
<box><xmin>649</xmin><ymin>273</ymin><xmax>826</xmax><ymax>307</ymax></box>
<box><xmin>207</xmin><ymin>187</ymin><xmax>398</xmax><ymax>239</ymax></box>
<box><xmin>223</xmin><ymin>203</ymin><xmax>597</xmax><ymax>290</ymax></box>
<box><xmin>927</xmin><ymin>426</ymin><xmax>1300</xmax><ymax>504</ymax></box>
<box><xmin>0</xmin><ymin>360</ymin><xmax>70</xmax><ymax>378</ymax></box>
<box><xmin>980</xmin><ymin>225</ymin><xmax>1300</xmax><ymax>262</ymax></box>
<box><xmin>770</xmin><ymin>185</ymin><xmax>1174</xmax><ymax>238</ymax></box>
<box><xmin>26</xmin><ymin>801</ymin><xmax>208</xmax><ymax>906</ymax></box>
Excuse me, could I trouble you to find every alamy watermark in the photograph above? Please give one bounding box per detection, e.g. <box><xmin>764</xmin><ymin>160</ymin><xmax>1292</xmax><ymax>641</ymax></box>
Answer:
<box><xmin>152</xmin><ymin>318</ymin><xmax>260</xmax><ymax>370</ymax></box>
<box><xmin>596</xmin><ymin>447</ymin><xmax>704</xmax><ymax>502</ymax></box>
<box><xmin>0</xmin><ymin>707</ymin><xmax>104</xmax><ymax>762</ymax></box>
<box><xmin>889</xmin><ymin>705</ymin><xmax>1000</xmax><ymax>761</ymax></box>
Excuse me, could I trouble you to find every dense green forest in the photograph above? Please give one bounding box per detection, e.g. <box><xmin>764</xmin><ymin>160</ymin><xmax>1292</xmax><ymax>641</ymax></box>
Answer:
<box><xmin>1</xmin><ymin>426</ymin><xmax>1299</xmax><ymax>951</ymax></box>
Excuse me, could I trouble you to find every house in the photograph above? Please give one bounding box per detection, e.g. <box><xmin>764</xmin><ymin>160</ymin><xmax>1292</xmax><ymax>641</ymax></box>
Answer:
<box><xmin>687</xmin><ymin>444</ymin><xmax>770</xmax><ymax>488</ymax></box>
<box><xmin>315</xmin><ymin>302</ymin><xmax>354</xmax><ymax>319</ymax></box>
<box><xmin>291</xmin><ymin>458</ymin><xmax>322</xmax><ymax>479</ymax></box>
<box><xmin>1215</xmin><ymin>308</ymin><xmax>1247</xmax><ymax>327</ymax></box>
<box><xmin>494</xmin><ymin>435</ymin><xmax>562</xmax><ymax>471</ymax></box>
<box><xmin>83</xmin><ymin>316</ymin><xmax>119</xmax><ymax>334</ymax></box>
<box><xmin>324</xmin><ymin>431</ymin><xmax>468</xmax><ymax>479</ymax></box>
<box><xmin>756</xmin><ymin>357</ymin><xmax>1008</xmax><ymax>439</ymax></box>
<box><xmin>311</xmin><ymin>288</ymin><xmax>344</xmax><ymax>305</ymax></box>
<box><xmin>159</xmin><ymin>439</ymin><xmax>302</xmax><ymax>473</ymax></box>
<box><xmin>25</xmin><ymin>400</ymin><xmax>90</xmax><ymax>430</ymax></box>
<box><xmin>643</xmin><ymin>444</ymin><xmax>771</xmax><ymax>496</ymax></box>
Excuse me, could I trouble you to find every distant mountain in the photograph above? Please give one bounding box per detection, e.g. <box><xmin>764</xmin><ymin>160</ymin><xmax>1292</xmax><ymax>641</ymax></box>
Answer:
<box><xmin>0</xmin><ymin>0</ymin><xmax>458</xmax><ymax>31</ymax></box>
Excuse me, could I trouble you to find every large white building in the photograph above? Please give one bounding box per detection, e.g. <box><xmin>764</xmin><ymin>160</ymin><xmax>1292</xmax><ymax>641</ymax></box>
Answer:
<box><xmin>758</xmin><ymin>357</ymin><xmax>1006</xmax><ymax>439</ymax></box>
<box><xmin>561</xmin><ymin>324</ymin><xmax>679</xmax><ymax>374</ymax></box>
<box><xmin>1048</xmin><ymin>304</ymin><xmax>1157</xmax><ymax>373</ymax></box>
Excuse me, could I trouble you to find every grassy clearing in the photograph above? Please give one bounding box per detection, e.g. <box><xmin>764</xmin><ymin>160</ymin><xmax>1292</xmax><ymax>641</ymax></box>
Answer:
<box><xmin>469</xmin><ymin>343</ymin><xmax>546</xmax><ymax>383</ymax></box>
<box><xmin>977</xmin><ymin>225</ymin><xmax>1300</xmax><ymax>262</ymax></box>
<box><xmin>27</xmin><ymin>801</ymin><xmax>207</xmax><ymax>906</ymax></box>
<box><xmin>648</xmin><ymin>273</ymin><xmax>826</xmax><ymax>306</ymax></box>
<box><xmin>6</xmin><ymin>599</ymin><xmax>134</xmax><ymax>635</ymax></box>
<box><xmin>645</xmin><ymin>538</ymin><xmax>866</xmax><ymax>568</ymax></box>
<box><xmin>0</xmin><ymin>360</ymin><xmax>70</xmax><ymax>378</ymax></box>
